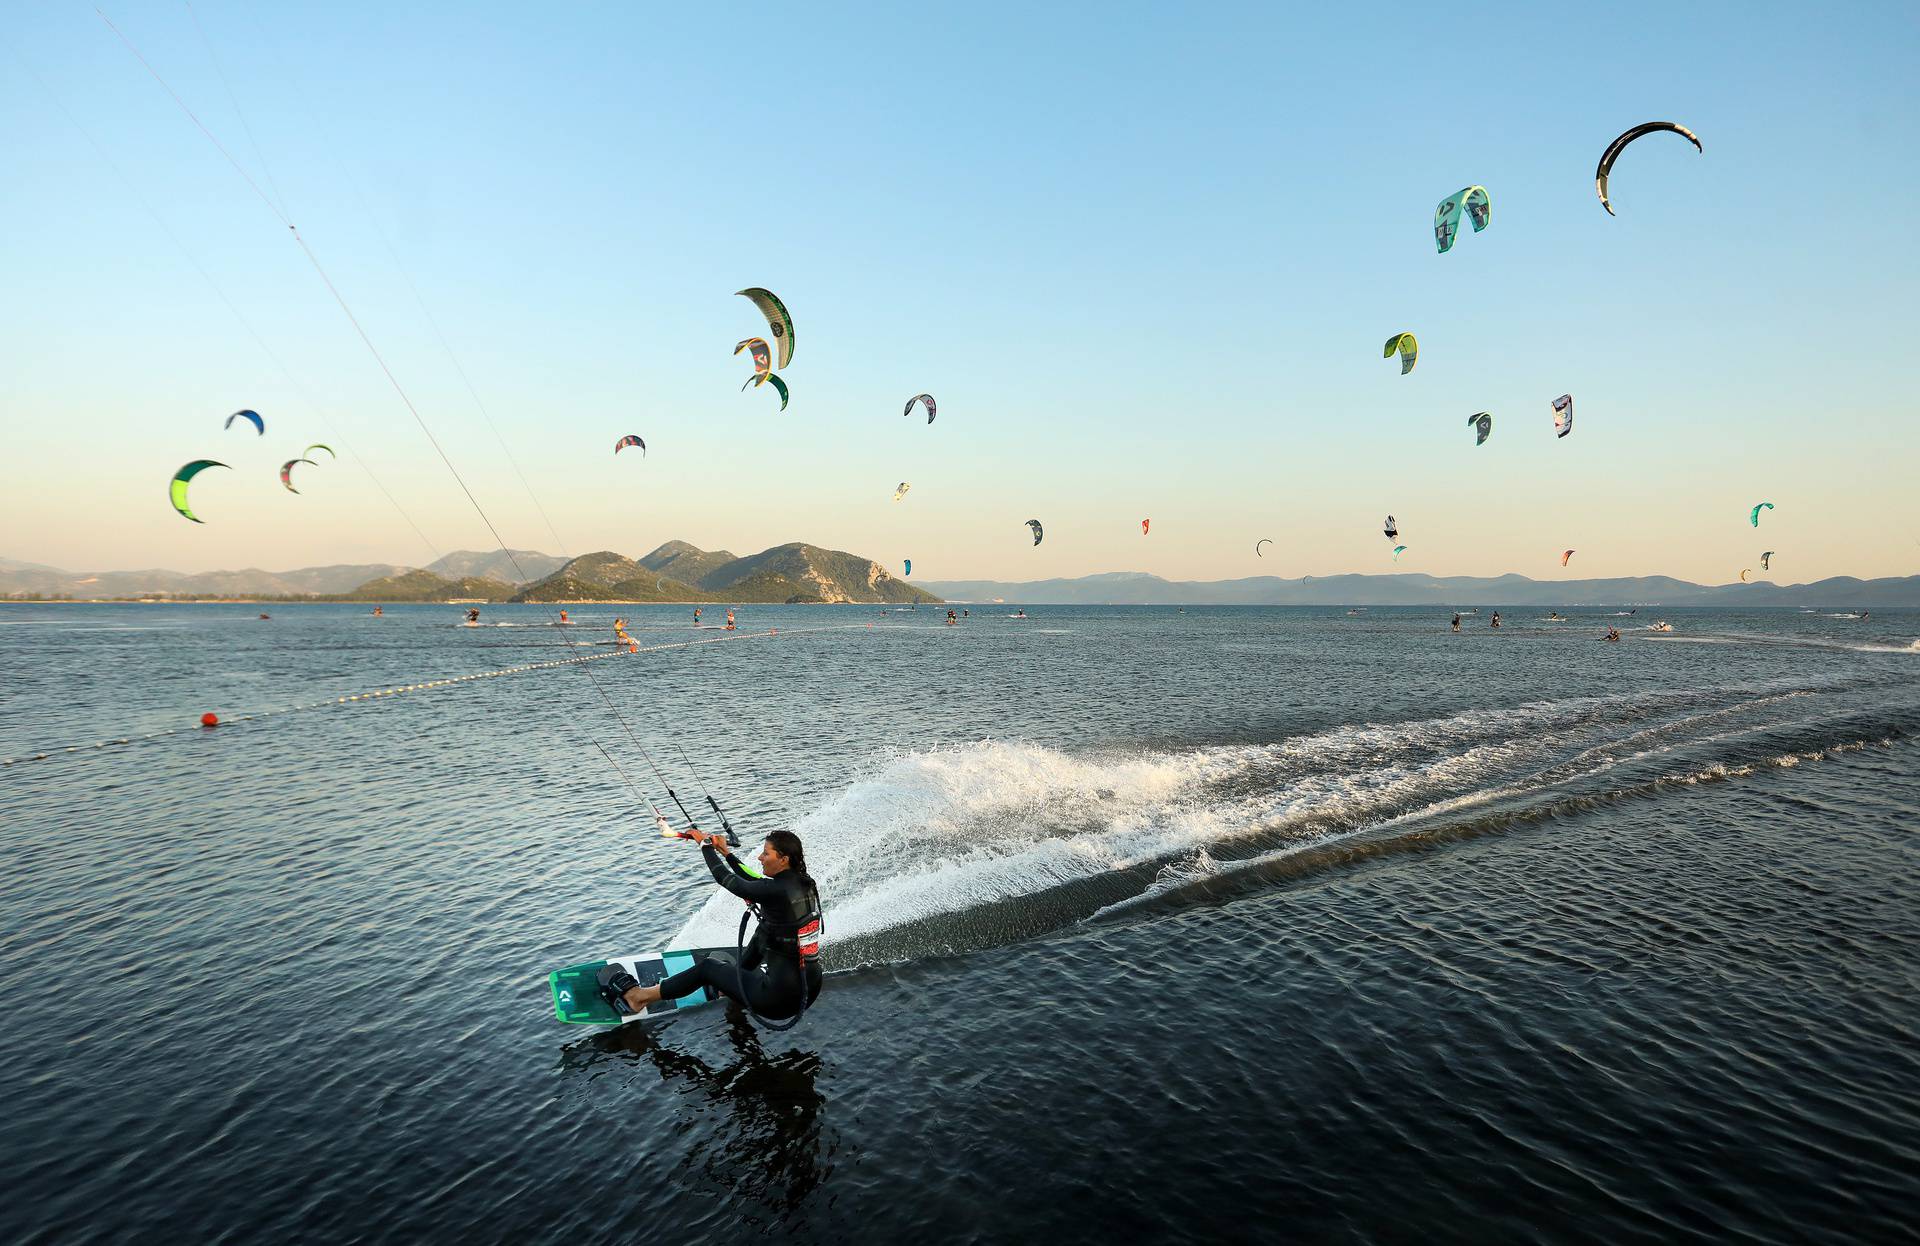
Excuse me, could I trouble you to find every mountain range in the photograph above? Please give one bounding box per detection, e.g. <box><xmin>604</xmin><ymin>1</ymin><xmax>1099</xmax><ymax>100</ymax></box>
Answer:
<box><xmin>1</xmin><ymin>543</ymin><xmax>938</xmax><ymax>605</ymax></box>
<box><xmin>915</xmin><ymin>571</ymin><xmax>1920</xmax><ymax>607</ymax></box>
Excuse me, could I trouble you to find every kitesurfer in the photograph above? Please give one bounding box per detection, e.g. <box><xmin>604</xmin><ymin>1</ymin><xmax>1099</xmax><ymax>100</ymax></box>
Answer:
<box><xmin>559</xmin><ymin>610</ymin><xmax>570</xmax><ymax>624</ymax></box>
<box><xmin>613</xmin><ymin>617</ymin><xmax>629</xmax><ymax>642</ymax></box>
<box><xmin>946</xmin><ymin>610</ymin><xmax>958</xmax><ymax>626</ymax></box>
<box><xmin>372</xmin><ymin>605</ymin><xmax>383</xmax><ymax>616</ymax></box>
<box><xmin>466</xmin><ymin>607</ymin><xmax>481</xmax><ymax>624</ymax></box>
<box><xmin>1606</xmin><ymin>627</ymin><xmax>1621</xmax><ymax>643</ymax></box>
<box><xmin>601</xmin><ymin>830</ymin><xmax>823</xmax><ymax>1023</ymax></box>
<box><xmin>962</xmin><ymin>609</ymin><xmax>970</xmax><ymax>618</ymax></box>
<box><xmin>1451</xmin><ymin>614</ymin><xmax>1461</xmax><ymax>632</ymax></box>
<box><xmin>725</xmin><ymin>609</ymin><xmax>736</xmax><ymax>631</ymax></box>
<box><xmin>1490</xmin><ymin>611</ymin><xmax>1502</xmax><ymax>629</ymax></box>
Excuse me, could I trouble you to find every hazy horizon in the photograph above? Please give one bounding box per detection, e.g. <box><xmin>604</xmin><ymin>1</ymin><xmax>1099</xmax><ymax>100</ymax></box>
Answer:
<box><xmin>4</xmin><ymin>3</ymin><xmax>1916</xmax><ymax>585</ymax></box>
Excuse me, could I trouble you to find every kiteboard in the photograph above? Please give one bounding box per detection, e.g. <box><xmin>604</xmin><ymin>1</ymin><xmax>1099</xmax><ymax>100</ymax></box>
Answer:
<box><xmin>548</xmin><ymin>947</ymin><xmax>736</xmax><ymax>1025</ymax></box>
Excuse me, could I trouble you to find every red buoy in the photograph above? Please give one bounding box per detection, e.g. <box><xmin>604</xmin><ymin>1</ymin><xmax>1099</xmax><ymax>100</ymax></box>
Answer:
<box><xmin>200</xmin><ymin>712</ymin><xmax>220</xmax><ymax>728</ymax></box>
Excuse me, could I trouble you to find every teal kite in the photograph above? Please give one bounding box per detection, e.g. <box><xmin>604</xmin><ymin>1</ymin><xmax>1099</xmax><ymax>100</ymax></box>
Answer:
<box><xmin>1750</xmin><ymin>502</ymin><xmax>1773</xmax><ymax>527</ymax></box>
<box><xmin>1434</xmin><ymin>186</ymin><xmax>1490</xmax><ymax>254</ymax></box>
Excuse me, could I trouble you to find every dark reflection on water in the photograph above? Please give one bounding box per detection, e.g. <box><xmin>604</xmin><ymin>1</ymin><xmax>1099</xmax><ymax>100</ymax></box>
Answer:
<box><xmin>560</xmin><ymin>1008</ymin><xmax>835</xmax><ymax>1229</ymax></box>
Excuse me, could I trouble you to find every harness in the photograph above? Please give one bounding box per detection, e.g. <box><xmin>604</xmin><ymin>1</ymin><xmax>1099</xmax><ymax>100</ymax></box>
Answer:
<box><xmin>735</xmin><ymin>877</ymin><xmax>822</xmax><ymax>1033</ymax></box>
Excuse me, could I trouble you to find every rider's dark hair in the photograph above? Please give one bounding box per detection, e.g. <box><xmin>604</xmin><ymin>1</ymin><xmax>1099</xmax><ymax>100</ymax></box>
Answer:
<box><xmin>766</xmin><ymin>830</ymin><xmax>808</xmax><ymax>878</ymax></box>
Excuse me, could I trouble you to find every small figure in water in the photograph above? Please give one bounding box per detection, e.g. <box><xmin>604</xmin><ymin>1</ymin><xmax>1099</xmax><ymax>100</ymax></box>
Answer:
<box><xmin>946</xmin><ymin>609</ymin><xmax>958</xmax><ymax>626</ymax></box>
<box><xmin>601</xmin><ymin>830</ymin><xmax>823</xmax><ymax>1023</ymax></box>
<box><xmin>725</xmin><ymin>609</ymin><xmax>736</xmax><ymax>631</ymax></box>
<box><xmin>558</xmin><ymin>609</ymin><xmax>570</xmax><ymax>624</ymax></box>
<box><xmin>1861</xmin><ymin>611</ymin><xmax>1870</xmax><ymax>622</ymax></box>
<box><xmin>1489</xmin><ymin>611</ymin><xmax>1502</xmax><ymax>629</ymax></box>
<box><xmin>465</xmin><ymin>607</ymin><xmax>481</xmax><ymax>624</ymax></box>
<box><xmin>962</xmin><ymin>609</ymin><xmax>970</xmax><ymax>617</ymax></box>
<box><xmin>1451</xmin><ymin>614</ymin><xmax>1461</xmax><ymax>632</ymax></box>
<box><xmin>258</xmin><ymin>613</ymin><xmax>271</xmax><ymax>620</ymax></box>
<box><xmin>1548</xmin><ymin>611</ymin><xmax>1563</xmax><ymax>621</ymax></box>
<box><xmin>1014</xmin><ymin>610</ymin><xmax>1028</xmax><ymax>618</ymax></box>
<box><xmin>1605</xmin><ymin>626</ymin><xmax>1621</xmax><ymax>643</ymax></box>
<box><xmin>613</xmin><ymin>616</ymin><xmax>629</xmax><ymax>642</ymax></box>
<box><xmin>693</xmin><ymin>607</ymin><xmax>702</xmax><ymax>626</ymax></box>
<box><xmin>371</xmin><ymin>605</ymin><xmax>383</xmax><ymax>617</ymax></box>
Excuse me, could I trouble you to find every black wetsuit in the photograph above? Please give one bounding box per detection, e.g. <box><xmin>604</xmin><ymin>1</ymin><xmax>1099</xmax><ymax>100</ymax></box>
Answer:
<box><xmin>658</xmin><ymin>845</ymin><xmax>823</xmax><ymax>1020</ymax></box>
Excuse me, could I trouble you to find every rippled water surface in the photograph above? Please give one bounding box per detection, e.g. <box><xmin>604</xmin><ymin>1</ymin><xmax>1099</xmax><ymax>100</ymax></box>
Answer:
<box><xmin>3</xmin><ymin>602</ymin><xmax>1917</xmax><ymax>1243</ymax></box>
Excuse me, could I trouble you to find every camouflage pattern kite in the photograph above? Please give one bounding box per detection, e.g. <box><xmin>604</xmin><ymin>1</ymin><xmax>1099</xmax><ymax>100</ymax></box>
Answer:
<box><xmin>1383</xmin><ymin>332</ymin><xmax>1418</xmax><ymax>375</ymax></box>
<box><xmin>736</xmin><ymin>289</ymin><xmax>794</xmax><ymax>368</ymax></box>
<box><xmin>1596</xmin><ymin>123</ymin><xmax>1702</xmax><ymax>216</ymax></box>
<box><xmin>614</xmin><ymin>435</ymin><xmax>646</xmax><ymax>455</ymax></box>
<box><xmin>1434</xmin><ymin>186</ymin><xmax>1490</xmax><ymax>254</ymax></box>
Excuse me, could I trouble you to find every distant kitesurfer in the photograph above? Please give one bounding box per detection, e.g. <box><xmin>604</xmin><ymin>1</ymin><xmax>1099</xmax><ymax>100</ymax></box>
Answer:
<box><xmin>601</xmin><ymin>830</ymin><xmax>823</xmax><ymax>1024</ymax></box>
<box><xmin>1451</xmin><ymin>614</ymin><xmax>1461</xmax><ymax>632</ymax></box>
<box><xmin>693</xmin><ymin>607</ymin><xmax>702</xmax><ymax>625</ymax></box>
<box><xmin>613</xmin><ymin>617</ymin><xmax>629</xmax><ymax>642</ymax></box>
<box><xmin>1014</xmin><ymin>610</ymin><xmax>1028</xmax><ymax>618</ymax></box>
<box><xmin>946</xmin><ymin>610</ymin><xmax>958</xmax><ymax>626</ymax></box>
<box><xmin>371</xmin><ymin>605</ymin><xmax>383</xmax><ymax>616</ymax></box>
<box><xmin>1490</xmin><ymin>611</ymin><xmax>1502</xmax><ymax>629</ymax></box>
<box><xmin>559</xmin><ymin>610</ymin><xmax>570</xmax><ymax>624</ymax></box>
<box><xmin>258</xmin><ymin>613</ymin><xmax>270</xmax><ymax>620</ymax></box>
<box><xmin>962</xmin><ymin>609</ymin><xmax>969</xmax><ymax>617</ymax></box>
<box><xmin>1861</xmin><ymin>611</ymin><xmax>1870</xmax><ymax>622</ymax></box>
<box><xmin>725</xmin><ymin>609</ymin><xmax>736</xmax><ymax>631</ymax></box>
<box><xmin>466</xmin><ymin>607</ymin><xmax>481</xmax><ymax>624</ymax></box>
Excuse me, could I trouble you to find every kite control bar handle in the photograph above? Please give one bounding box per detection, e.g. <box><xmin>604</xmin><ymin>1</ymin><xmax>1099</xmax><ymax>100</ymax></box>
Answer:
<box><xmin>658</xmin><ymin>826</ymin><xmax>742</xmax><ymax>849</ymax></box>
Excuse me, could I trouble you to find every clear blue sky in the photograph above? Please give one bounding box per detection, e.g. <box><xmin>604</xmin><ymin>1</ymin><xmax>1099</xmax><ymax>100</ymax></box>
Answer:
<box><xmin>3</xmin><ymin>1</ymin><xmax>1916</xmax><ymax>584</ymax></box>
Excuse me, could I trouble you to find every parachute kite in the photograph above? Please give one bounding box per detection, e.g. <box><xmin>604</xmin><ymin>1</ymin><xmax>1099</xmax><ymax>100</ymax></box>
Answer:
<box><xmin>1739</xmin><ymin>568</ymin><xmax>1751</xmax><ymax>583</ymax></box>
<box><xmin>303</xmin><ymin>444</ymin><xmax>334</xmax><ymax>460</ymax></box>
<box><xmin>1141</xmin><ymin>519</ymin><xmax>1150</xmax><ymax>536</ymax></box>
<box><xmin>741</xmin><ymin>370</ymin><xmax>790</xmax><ymax>410</ymax></box>
<box><xmin>904</xmin><ymin>394</ymin><xmax>937</xmax><ymax>425</ymax></box>
<box><xmin>893</xmin><ymin>482</ymin><xmax>911</xmax><ymax>502</ymax></box>
<box><xmin>1392</xmin><ymin>545</ymin><xmax>1407</xmax><ymax>561</ymax></box>
<box><xmin>225</xmin><ymin>409</ymin><xmax>264</xmax><ymax>435</ymax></box>
<box><xmin>1596</xmin><ymin>122</ymin><xmax>1702</xmax><ymax>216</ymax></box>
<box><xmin>1383</xmin><ymin>333</ymin><xmax>1418</xmax><ymax>375</ymax></box>
<box><xmin>1468</xmin><ymin>411</ymin><xmax>1493</xmax><ymax>446</ymax></box>
<box><xmin>1553</xmin><ymin>394</ymin><xmax>1574</xmax><ymax>438</ymax></box>
<box><xmin>169</xmin><ymin>459</ymin><xmax>229</xmax><ymax>523</ymax></box>
<box><xmin>279</xmin><ymin>457</ymin><xmax>317</xmax><ymax>494</ymax></box>
<box><xmin>1750</xmin><ymin>501</ymin><xmax>1773</xmax><ymax>527</ymax></box>
<box><xmin>1027</xmin><ymin>519</ymin><xmax>1044</xmax><ymax>547</ymax></box>
<box><xmin>904</xmin><ymin>559</ymin><xmax>911</xmax><ymax>576</ymax></box>
<box><xmin>1434</xmin><ymin>186</ymin><xmax>1490</xmax><ymax>254</ymax></box>
<box><xmin>614</xmin><ymin>435</ymin><xmax>646</xmax><ymax>455</ymax></box>
<box><xmin>1561</xmin><ymin>549</ymin><xmax>1576</xmax><ymax>567</ymax></box>
<box><xmin>736</xmin><ymin>289</ymin><xmax>794</xmax><ymax>368</ymax></box>
<box><xmin>1761</xmin><ymin>551</ymin><xmax>1775</xmax><ymax>571</ymax></box>
<box><xmin>1255</xmin><ymin>538</ymin><xmax>1273</xmax><ymax>558</ymax></box>
<box><xmin>1383</xmin><ymin>515</ymin><xmax>1398</xmax><ymax>540</ymax></box>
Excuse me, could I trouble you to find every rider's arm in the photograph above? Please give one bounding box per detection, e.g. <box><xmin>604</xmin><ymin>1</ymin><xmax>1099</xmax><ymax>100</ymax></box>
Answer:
<box><xmin>701</xmin><ymin>843</ymin><xmax>786</xmax><ymax>902</ymax></box>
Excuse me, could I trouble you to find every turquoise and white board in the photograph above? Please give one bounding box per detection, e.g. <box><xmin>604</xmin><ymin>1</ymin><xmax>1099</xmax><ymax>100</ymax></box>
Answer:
<box><xmin>548</xmin><ymin>947</ymin><xmax>736</xmax><ymax>1026</ymax></box>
